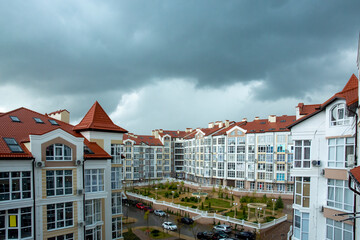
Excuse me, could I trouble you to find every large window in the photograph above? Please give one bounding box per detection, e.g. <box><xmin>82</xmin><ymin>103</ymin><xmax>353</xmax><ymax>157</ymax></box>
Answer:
<box><xmin>48</xmin><ymin>233</ymin><xmax>74</xmax><ymax>240</ymax></box>
<box><xmin>294</xmin><ymin>210</ymin><xmax>309</xmax><ymax>240</ymax></box>
<box><xmin>111</xmin><ymin>167</ymin><xmax>121</xmax><ymax>190</ymax></box>
<box><xmin>85</xmin><ymin>225</ymin><xmax>101</xmax><ymax>240</ymax></box>
<box><xmin>0</xmin><ymin>207</ymin><xmax>32</xmax><ymax>239</ymax></box>
<box><xmin>85</xmin><ymin>169</ymin><xmax>104</xmax><ymax>193</ymax></box>
<box><xmin>111</xmin><ymin>144</ymin><xmax>122</xmax><ymax>164</ymax></box>
<box><xmin>112</xmin><ymin>192</ymin><xmax>122</xmax><ymax>215</ymax></box>
<box><xmin>294</xmin><ymin>140</ymin><xmax>311</xmax><ymax>168</ymax></box>
<box><xmin>276</xmin><ymin>173</ymin><xmax>285</xmax><ymax>181</ymax></box>
<box><xmin>0</xmin><ymin>171</ymin><xmax>31</xmax><ymax>201</ymax></box>
<box><xmin>328</xmin><ymin>138</ymin><xmax>354</xmax><ymax>168</ymax></box>
<box><xmin>47</xmin><ymin>202</ymin><xmax>73</xmax><ymax>230</ymax></box>
<box><xmin>295</xmin><ymin>177</ymin><xmax>310</xmax><ymax>207</ymax></box>
<box><xmin>330</xmin><ymin>103</ymin><xmax>350</xmax><ymax>126</ymax></box>
<box><xmin>46</xmin><ymin>144</ymin><xmax>72</xmax><ymax>161</ymax></box>
<box><xmin>327</xmin><ymin>179</ymin><xmax>353</xmax><ymax>211</ymax></box>
<box><xmin>112</xmin><ymin>217</ymin><xmax>122</xmax><ymax>239</ymax></box>
<box><xmin>85</xmin><ymin>199</ymin><xmax>101</xmax><ymax>226</ymax></box>
<box><xmin>326</xmin><ymin>218</ymin><xmax>352</xmax><ymax>240</ymax></box>
<box><xmin>46</xmin><ymin>170</ymin><xmax>72</xmax><ymax>196</ymax></box>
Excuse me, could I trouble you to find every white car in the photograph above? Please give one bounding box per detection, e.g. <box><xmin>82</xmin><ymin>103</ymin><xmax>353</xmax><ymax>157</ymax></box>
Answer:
<box><xmin>154</xmin><ymin>209</ymin><xmax>166</xmax><ymax>217</ymax></box>
<box><xmin>213</xmin><ymin>224</ymin><xmax>232</xmax><ymax>233</ymax></box>
<box><xmin>162</xmin><ymin>221</ymin><xmax>177</xmax><ymax>231</ymax></box>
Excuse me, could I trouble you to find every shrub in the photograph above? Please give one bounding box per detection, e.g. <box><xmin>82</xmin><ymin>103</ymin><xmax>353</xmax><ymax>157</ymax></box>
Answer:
<box><xmin>276</xmin><ymin>196</ymin><xmax>284</xmax><ymax>209</ymax></box>
<box><xmin>191</xmin><ymin>205</ymin><xmax>197</xmax><ymax>209</ymax></box>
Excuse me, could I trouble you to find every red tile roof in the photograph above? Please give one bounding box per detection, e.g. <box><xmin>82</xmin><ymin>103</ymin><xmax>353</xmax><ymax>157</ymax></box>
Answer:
<box><xmin>46</xmin><ymin>109</ymin><xmax>69</xmax><ymax>115</ymax></box>
<box><xmin>297</xmin><ymin>103</ymin><xmax>321</xmax><ymax>116</ymax></box>
<box><xmin>124</xmin><ymin>134</ymin><xmax>164</xmax><ymax>146</ymax></box>
<box><xmin>349</xmin><ymin>166</ymin><xmax>360</xmax><ymax>190</ymax></box>
<box><xmin>289</xmin><ymin>74</ymin><xmax>358</xmax><ymax>128</ymax></box>
<box><xmin>0</xmin><ymin>107</ymin><xmax>111</xmax><ymax>160</ymax></box>
<box><xmin>74</xmin><ymin>101</ymin><xmax>128</xmax><ymax>133</ymax></box>
<box><xmin>157</xmin><ymin>130</ymin><xmax>188</xmax><ymax>138</ymax></box>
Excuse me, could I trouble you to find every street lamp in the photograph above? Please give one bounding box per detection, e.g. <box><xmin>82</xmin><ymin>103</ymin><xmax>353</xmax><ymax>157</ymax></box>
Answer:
<box><xmin>172</xmin><ymin>191</ymin><xmax>175</xmax><ymax>203</ymax></box>
<box><xmin>197</xmin><ymin>195</ymin><xmax>201</xmax><ymax>209</ymax></box>
<box><xmin>230</xmin><ymin>191</ymin><xmax>234</xmax><ymax>204</ymax></box>
<box><xmin>233</xmin><ymin>202</ymin><xmax>238</xmax><ymax>218</ymax></box>
<box><xmin>256</xmin><ymin>207</ymin><xmax>262</xmax><ymax>221</ymax></box>
<box><xmin>155</xmin><ymin>188</ymin><xmax>158</xmax><ymax>200</ymax></box>
<box><xmin>272</xmin><ymin>198</ymin><xmax>277</xmax><ymax>216</ymax></box>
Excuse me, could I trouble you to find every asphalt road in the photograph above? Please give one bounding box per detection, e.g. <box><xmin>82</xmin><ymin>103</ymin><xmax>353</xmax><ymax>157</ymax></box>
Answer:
<box><xmin>123</xmin><ymin>204</ymin><xmax>214</xmax><ymax>239</ymax></box>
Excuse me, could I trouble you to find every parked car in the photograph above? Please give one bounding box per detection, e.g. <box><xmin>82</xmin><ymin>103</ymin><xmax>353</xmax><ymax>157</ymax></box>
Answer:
<box><xmin>212</xmin><ymin>231</ymin><xmax>229</xmax><ymax>240</ymax></box>
<box><xmin>197</xmin><ymin>231</ymin><xmax>214</xmax><ymax>239</ymax></box>
<box><xmin>136</xmin><ymin>203</ymin><xmax>145</xmax><ymax>210</ymax></box>
<box><xmin>154</xmin><ymin>209</ymin><xmax>167</xmax><ymax>216</ymax></box>
<box><xmin>235</xmin><ymin>231</ymin><xmax>255</xmax><ymax>240</ymax></box>
<box><xmin>179</xmin><ymin>217</ymin><xmax>194</xmax><ymax>224</ymax></box>
<box><xmin>143</xmin><ymin>206</ymin><xmax>154</xmax><ymax>212</ymax></box>
<box><xmin>162</xmin><ymin>222</ymin><xmax>177</xmax><ymax>231</ymax></box>
<box><xmin>213</xmin><ymin>225</ymin><xmax>232</xmax><ymax>233</ymax></box>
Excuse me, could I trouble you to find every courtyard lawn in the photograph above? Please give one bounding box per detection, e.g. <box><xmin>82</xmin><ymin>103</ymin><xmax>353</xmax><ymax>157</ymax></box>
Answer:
<box><xmin>204</xmin><ymin>198</ymin><xmax>231</xmax><ymax>208</ymax></box>
<box><xmin>141</xmin><ymin>228</ymin><xmax>172</xmax><ymax>239</ymax></box>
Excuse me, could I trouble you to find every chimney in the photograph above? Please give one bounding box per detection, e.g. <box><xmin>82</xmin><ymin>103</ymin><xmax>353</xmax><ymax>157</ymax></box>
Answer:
<box><xmin>159</xmin><ymin>129</ymin><xmax>163</xmax><ymax>133</ymax></box>
<box><xmin>208</xmin><ymin>122</ymin><xmax>214</xmax><ymax>128</ymax></box>
<box><xmin>218</xmin><ymin>122</ymin><xmax>224</xmax><ymax>128</ymax></box>
<box><xmin>48</xmin><ymin>109</ymin><xmax>70</xmax><ymax>124</ymax></box>
<box><xmin>254</xmin><ymin>116</ymin><xmax>260</xmax><ymax>121</ymax></box>
<box><xmin>225</xmin><ymin>120</ymin><xmax>230</xmax><ymax>127</ymax></box>
<box><xmin>186</xmin><ymin>128</ymin><xmax>192</xmax><ymax>133</ymax></box>
<box><xmin>296</xmin><ymin>103</ymin><xmax>304</xmax><ymax>120</ymax></box>
<box><xmin>268</xmin><ymin>115</ymin><xmax>276</xmax><ymax>123</ymax></box>
<box><xmin>242</xmin><ymin>118</ymin><xmax>247</xmax><ymax>122</ymax></box>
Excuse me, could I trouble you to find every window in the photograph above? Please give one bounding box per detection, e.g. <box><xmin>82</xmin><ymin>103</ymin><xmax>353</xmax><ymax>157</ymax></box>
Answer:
<box><xmin>294</xmin><ymin>140</ymin><xmax>311</xmax><ymax>168</ymax></box>
<box><xmin>0</xmin><ymin>171</ymin><xmax>31</xmax><ymax>201</ymax></box>
<box><xmin>295</xmin><ymin>177</ymin><xmax>310</xmax><ymax>207</ymax></box>
<box><xmin>46</xmin><ymin>144</ymin><xmax>72</xmax><ymax>161</ymax></box>
<box><xmin>86</xmin><ymin>225</ymin><xmax>101</xmax><ymax>240</ymax></box>
<box><xmin>277</xmin><ymin>164</ymin><xmax>285</xmax><ymax>171</ymax></box>
<box><xmin>328</xmin><ymin>138</ymin><xmax>354</xmax><ymax>168</ymax></box>
<box><xmin>112</xmin><ymin>217</ymin><xmax>122</xmax><ymax>239</ymax></box>
<box><xmin>0</xmin><ymin>207</ymin><xmax>32</xmax><ymax>239</ymax></box>
<box><xmin>294</xmin><ymin>210</ymin><xmax>309</xmax><ymax>240</ymax></box>
<box><xmin>85</xmin><ymin>169</ymin><xmax>104</xmax><ymax>192</ymax></box>
<box><xmin>46</xmin><ymin>170</ymin><xmax>72</xmax><ymax>196</ymax></box>
<box><xmin>236</xmin><ymin>181</ymin><xmax>244</xmax><ymax>189</ymax></box>
<box><xmin>327</xmin><ymin>179</ymin><xmax>354</xmax><ymax>211</ymax></box>
<box><xmin>326</xmin><ymin>218</ymin><xmax>352</xmax><ymax>240</ymax></box>
<box><xmin>228</xmin><ymin>171</ymin><xmax>235</xmax><ymax>178</ymax></box>
<box><xmin>111</xmin><ymin>144</ymin><xmax>122</xmax><ymax>164</ymax></box>
<box><xmin>276</xmin><ymin>173</ymin><xmax>285</xmax><ymax>181</ymax></box>
<box><xmin>218</xmin><ymin>138</ymin><xmax>225</xmax><ymax>145</ymax></box>
<box><xmin>33</xmin><ymin>117</ymin><xmax>44</xmax><ymax>123</ymax></box>
<box><xmin>3</xmin><ymin>138</ymin><xmax>23</xmax><ymax>153</ymax></box>
<box><xmin>277</xmin><ymin>154</ymin><xmax>285</xmax><ymax>161</ymax></box>
<box><xmin>10</xmin><ymin>116</ymin><xmax>21</xmax><ymax>122</ymax></box>
<box><xmin>47</xmin><ymin>202</ymin><xmax>73</xmax><ymax>230</ymax></box>
<box><xmin>48</xmin><ymin>119</ymin><xmax>59</xmax><ymax>125</ymax></box>
<box><xmin>112</xmin><ymin>192</ymin><xmax>123</xmax><ymax>215</ymax></box>
<box><xmin>85</xmin><ymin>199</ymin><xmax>101</xmax><ymax>226</ymax></box>
<box><xmin>48</xmin><ymin>233</ymin><xmax>74</xmax><ymax>240</ymax></box>
<box><xmin>111</xmin><ymin>167</ymin><xmax>121</xmax><ymax>190</ymax></box>
<box><xmin>330</xmin><ymin>103</ymin><xmax>350</xmax><ymax>126</ymax></box>
<box><xmin>257</xmin><ymin>172</ymin><xmax>265</xmax><ymax>180</ymax></box>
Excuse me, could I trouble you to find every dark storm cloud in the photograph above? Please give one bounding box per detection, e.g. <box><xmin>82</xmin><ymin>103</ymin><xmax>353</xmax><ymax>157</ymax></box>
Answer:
<box><xmin>0</xmin><ymin>0</ymin><xmax>359</xmax><ymax>120</ymax></box>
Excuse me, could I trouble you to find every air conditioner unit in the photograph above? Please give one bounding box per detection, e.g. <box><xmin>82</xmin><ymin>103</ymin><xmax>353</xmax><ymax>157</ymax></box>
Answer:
<box><xmin>35</xmin><ymin>161</ymin><xmax>45</xmax><ymax>168</ymax></box>
<box><xmin>75</xmin><ymin>160</ymin><xmax>83</xmax><ymax>166</ymax></box>
<box><xmin>77</xmin><ymin>189</ymin><xmax>84</xmax><ymax>195</ymax></box>
<box><xmin>311</xmin><ymin>160</ymin><xmax>321</xmax><ymax>167</ymax></box>
<box><xmin>78</xmin><ymin>221</ymin><xmax>85</xmax><ymax>228</ymax></box>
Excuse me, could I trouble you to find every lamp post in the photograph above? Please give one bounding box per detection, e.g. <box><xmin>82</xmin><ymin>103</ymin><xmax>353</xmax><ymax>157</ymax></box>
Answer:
<box><xmin>197</xmin><ymin>195</ymin><xmax>200</xmax><ymax>209</ymax></box>
<box><xmin>155</xmin><ymin>187</ymin><xmax>158</xmax><ymax>200</ymax></box>
<box><xmin>172</xmin><ymin>191</ymin><xmax>175</xmax><ymax>203</ymax></box>
<box><xmin>230</xmin><ymin>191</ymin><xmax>234</xmax><ymax>204</ymax></box>
<box><xmin>233</xmin><ymin>202</ymin><xmax>238</xmax><ymax>218</ymax></box>
<box><xmin>177</xmin><ymin>184</ymin><xmax>180</xmax><ymax>192</ymax></box>
<box><xmin>257</xmin><ymin>207</ymin><xmax>262</xmax><ymax>221</ymax></box>
<box><xmin>272</xmin><ymin>198</ymin><xmax>277</xmax><ymax>216</ymax></box>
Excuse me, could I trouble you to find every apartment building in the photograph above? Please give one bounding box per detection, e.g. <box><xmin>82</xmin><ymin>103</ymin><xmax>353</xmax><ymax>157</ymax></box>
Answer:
<box><xmin>152</xmin><ymin>130</ymin><xmax>188</xmax><ymax>179</ymax></box>
<box><xmin>182</xmin><ymin>116</ymin><xmax>295</xmax><ymax>192</ymax></box>
<box><xmin>288</xmin><ymin>74</ymin><xmax>358</xmax><ymax>240</ymax></box>
<box><xmin>0</xmin><ymin>101</ymin><xmax>127</xmax><ymax>240</ymax></box>
<box><xmin>122</xmin><ymin>133</ymin><xmax>171</xmax><ymax>183</ymax></box>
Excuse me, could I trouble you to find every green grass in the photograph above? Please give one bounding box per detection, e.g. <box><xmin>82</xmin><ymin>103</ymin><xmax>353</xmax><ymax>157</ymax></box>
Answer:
<box><xmin>123</xmin><ymin>231</ymin><xmax>141</xmax><ymax>240</ymax></box>
<box><xmin>204</xmin><ymin>198</ymin><xmax>231</xmax><ymax>208</ymax></box>
<box><xmin>141</xmin><ymin>228</ymin><xmax>172</xmax><ymax>239</ymax></box>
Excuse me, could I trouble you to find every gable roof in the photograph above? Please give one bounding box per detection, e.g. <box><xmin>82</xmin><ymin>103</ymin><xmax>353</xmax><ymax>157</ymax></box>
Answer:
<box><xmin>124</xmin><ymin>134</ymin><xmax>163</xmax><ymax>146</ymax></box>
<box><xmin>74</xmin><ymin>101</ymin><xmax>128</xmax><ymax>133</ymax></box>
<box><xmin>157</xmin><ymin>130</ymin><xmax>188</xmax><ymax>138</ymax></box>
<box><xmin>289</xmin><ymin>74</ymin><xmax>359</xmax><ymax>129</ymax></box>
<box><xmin>0</xmin><ymin>107</ymin><xmax>111</xmax><ymax>160</ymax></box>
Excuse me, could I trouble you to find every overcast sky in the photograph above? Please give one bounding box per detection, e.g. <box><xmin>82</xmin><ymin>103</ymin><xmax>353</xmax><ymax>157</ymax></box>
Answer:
<box><xmin>0</xmin><ymin>0</ymin><xmax>359</xmax><ymax>134</ymax></box>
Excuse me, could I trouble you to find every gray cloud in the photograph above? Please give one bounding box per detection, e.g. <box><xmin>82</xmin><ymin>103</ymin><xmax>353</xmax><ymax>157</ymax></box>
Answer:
<box><xmin>0</xmin><ymin>0</ymin><xmax>359</xmax><ymax>131</ymax></box>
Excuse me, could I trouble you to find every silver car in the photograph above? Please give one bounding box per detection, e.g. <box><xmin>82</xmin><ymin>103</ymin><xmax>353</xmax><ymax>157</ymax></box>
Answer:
<box><xmin>154</xmin><ymin>209</ymin><xmax>167</xmax><ymax>217</ymax></box>
<box><xmin>213</xmin><ymin>224</ymin><xmax>232</xmax><ymax>233</ymax></box>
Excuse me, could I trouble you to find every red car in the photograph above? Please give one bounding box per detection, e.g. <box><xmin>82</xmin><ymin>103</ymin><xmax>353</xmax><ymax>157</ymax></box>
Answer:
<box><xmin>136</xmin><ymin>203</ymin><xmax>145</xmax><ymax>209</ymax></box>
<box><xmin>143</xmin><ymin>206</ymin><xmax>154</xmax><ymax>212</ymax></box>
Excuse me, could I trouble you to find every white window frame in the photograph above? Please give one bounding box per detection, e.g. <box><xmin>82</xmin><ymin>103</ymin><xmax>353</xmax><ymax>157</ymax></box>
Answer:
<box><xmin>328</xmin><ymin>137</ymin><xmax>355</xmax><ymax>168</ymax></box>
<box><xmin>47</xmin><ymin>202</ymin><xmax>73</xmax><ymax>230</ymax></box>
<box><xmin>85</xmin><ymin>225</ymin><xmax>102</xmax><ymax>240</ymax></box>
<box><xmin>294</xmin><ymin>210</ymin><xmax>309</xmax><ymax>240</ymax></box>
<box><xmin>294</xmin><ymin>140</ymin><xmax>311</xmax><ymax>168</ymax></box>
<box><xmin>85</xmin><ymin>169</ymin><xmax>104</xmax><ymax>193</ymax></box>
<box><xmin>46</xmin><ymin>144</ymin><xmax>72</xmax><ymax>161</ymax></box>
<box><xmin>330</xmin><ymin>103</ymin><xmax>350</xmax><ymax>126</ymax></box>
<box><xmin>46</xmin><ymin>170</ymin><xmax>72</xmax><ymax>197</ymax></box>
<box><xmin>85</xmin><ymin>199</ymin><xmax>102</xmax><ymax>226</ymax></box>
<box><xmin>111</xmin><ymin>144</ymin><xmax>122</xmax><ymax>164</ymax></box>
<box><xmin>112</xmin><ymin>192</ymin><xmax>122</xmax><ymax>215</ymax></box>
<box><xmin>327</xmin><ymin>179</ymin><xmax>354</xmax><ymax>211</ymax></box>
<box><xmin>0</xmin><ymin>207</ymin><xmax>32</xmax><ymax>239</ymax></box>
<box><xmin>112</xmin><ymin>216</ymin><xmax>122</xmax><ymax>239</ymax></box>
<box><xmin>0</xmin><ymin>171</ymin><xmax>31</xmax><ymax>201</ymax></box>
<box><xmin>111</xmin><ymin>167</ymin><xmax>121</xmax><ymax>190</ymax></box>
<box><xmin>295</xmin><ymin>177</ymin><xmax>310</xmax><ymax>208</ymax></box>
<box><xmin>326</xmin><ymin>218</ymin><xmax>352</xmax><ymax>240</ymax></box>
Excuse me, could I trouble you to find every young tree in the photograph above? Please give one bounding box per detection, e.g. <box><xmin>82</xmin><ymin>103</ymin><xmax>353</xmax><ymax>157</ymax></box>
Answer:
<box><xmin>276</xmin><ymin>196</ymin><xmax>284</xmax><ymax>209</ymax></box>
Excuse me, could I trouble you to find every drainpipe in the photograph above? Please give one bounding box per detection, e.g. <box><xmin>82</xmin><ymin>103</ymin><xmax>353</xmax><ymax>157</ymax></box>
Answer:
<box><xmin>32</xmin><ymin>158</ymin><xmax>36</xmax><ymax>239</ymax></box>
<box><xmin>83</xmin><ymin>160</ymin><xmax>86</xmax><ymax>239</ymax></box>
